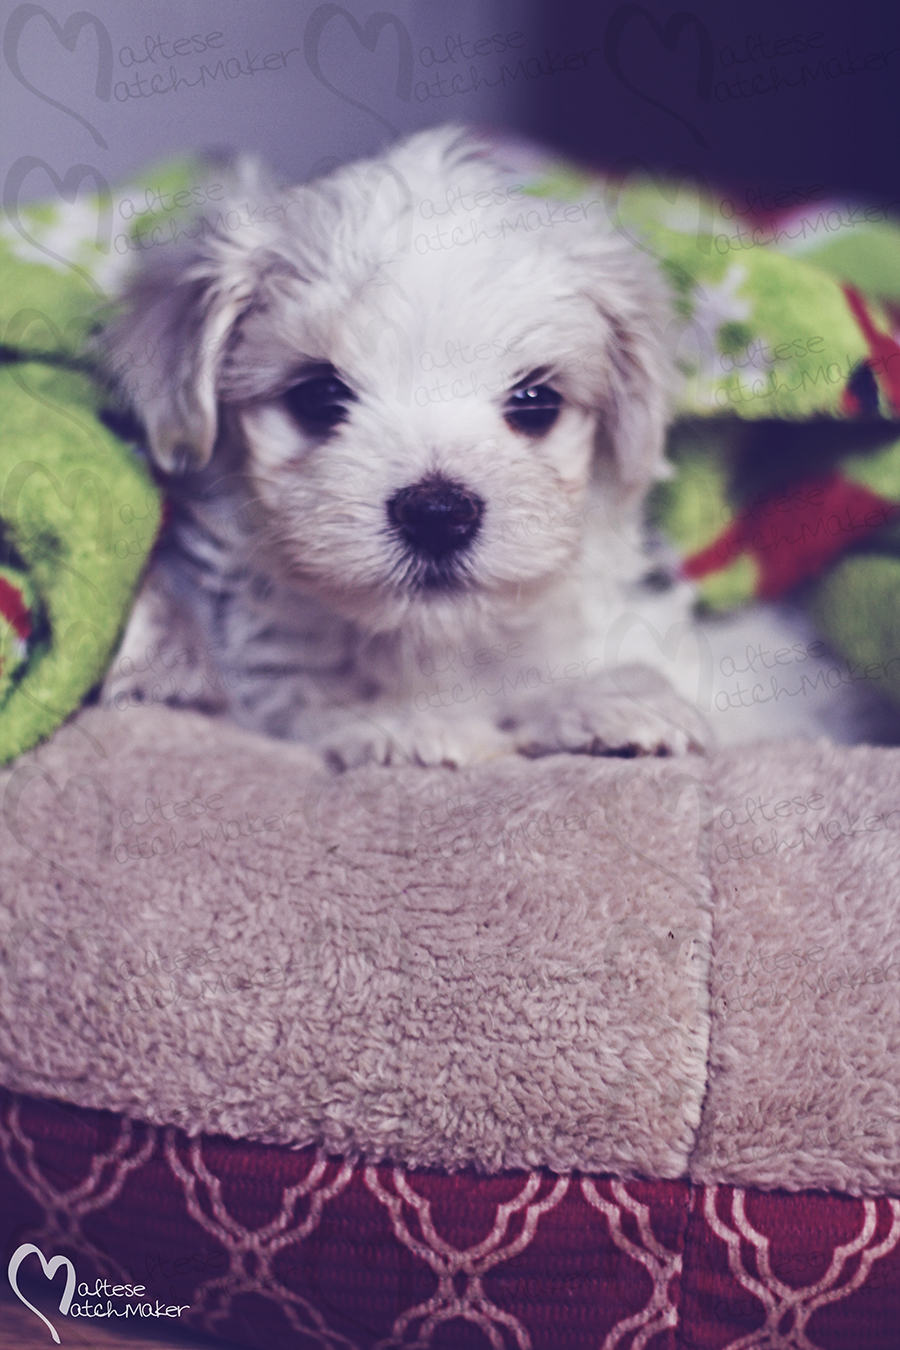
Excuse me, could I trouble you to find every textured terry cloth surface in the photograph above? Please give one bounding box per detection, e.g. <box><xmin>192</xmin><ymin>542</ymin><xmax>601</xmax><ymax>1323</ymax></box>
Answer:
<box><xmin>3</xmin><ymin>705</ymin><xmax>900</xmax><ymax>1192</ymax></box>
<box><xmin>0</xmin><ymin>705</ymin><xmax>712</xmax><ymax>1178</ymax></box>
<box><xmin>692</xmin><ymin>739</ymin><xmax>900</xmax><ymax>1195</ymax></box>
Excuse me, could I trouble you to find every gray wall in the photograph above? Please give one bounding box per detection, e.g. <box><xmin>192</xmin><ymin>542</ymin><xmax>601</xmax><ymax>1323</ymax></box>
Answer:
<box><xmin>1</xmin><ymin>0</ymin><xmax>540</xmax><ymax>199</ymax></box>
<box><xmin>3</xmin><ymin>1</ymin><xmax>895</xmax><ymax>212</ymax></box>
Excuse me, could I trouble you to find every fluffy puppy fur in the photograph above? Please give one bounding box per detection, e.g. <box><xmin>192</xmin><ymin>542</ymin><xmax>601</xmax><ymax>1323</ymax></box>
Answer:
<box><xmin>101</xmin><ymin>126</ymin><xmax>712</xmax><ymax>768</ymax></box>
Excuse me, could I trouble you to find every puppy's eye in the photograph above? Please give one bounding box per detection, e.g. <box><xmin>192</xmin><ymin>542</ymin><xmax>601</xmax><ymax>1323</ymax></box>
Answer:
<box><xmin>284</xmin><ymin>373</ymin><xmax>356</xmax><ymax>431</ymax></box>
<box><xmin>504</xmin><ymin>383</ymin><xmax>562</xmax><ymax>436</ymax></box>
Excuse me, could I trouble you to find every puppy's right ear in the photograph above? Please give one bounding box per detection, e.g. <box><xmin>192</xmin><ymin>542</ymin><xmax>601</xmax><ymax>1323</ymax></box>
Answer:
<box><xmin>104</xmin><ymin>247</ymin><xmax>257</xmax><ymax>474</ymax></box>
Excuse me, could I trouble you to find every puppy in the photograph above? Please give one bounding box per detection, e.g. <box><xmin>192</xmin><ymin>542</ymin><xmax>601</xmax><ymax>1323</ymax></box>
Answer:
<box><xmin>101</xmin><ymin>125</ymin><xmax>712</xmax><ymax>768</ymax></box>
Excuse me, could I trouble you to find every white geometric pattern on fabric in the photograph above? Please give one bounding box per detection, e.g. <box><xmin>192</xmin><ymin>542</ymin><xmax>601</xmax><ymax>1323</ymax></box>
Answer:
<box><xmin>365</xmin><ymin>1166</ymin><xmax>570</xmax><ymax>1349</ymax></box>
<box><xmin>0</xmin><ymin>1095</ymin><xmax>154</xmax><ymax>1278</ymax></box>
<box><xmin>163</xmin><ymin>1130</ymin><xmax>357</xmax><ymax>1347</ymax></box>
<box><xmin>580</xmin><ymin>1177</ymin><xmax>682</xmax><ymax>1349</ymax></box>
<box><xmin>5</xmin><ymin>1089</ymin><xmax>900</xmax><ymax>1350</ymax></box>
<box><xmin>703</xmin><ymin>1184</ymin><xmax>900</xmax><ymax>1348</ymax></box>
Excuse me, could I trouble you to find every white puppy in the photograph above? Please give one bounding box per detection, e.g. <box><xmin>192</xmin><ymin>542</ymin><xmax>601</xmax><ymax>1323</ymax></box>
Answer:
<box><xmin>99</xmin><ymin>125</ymin><xmax>725</xmax><ymax>768</ymax></box>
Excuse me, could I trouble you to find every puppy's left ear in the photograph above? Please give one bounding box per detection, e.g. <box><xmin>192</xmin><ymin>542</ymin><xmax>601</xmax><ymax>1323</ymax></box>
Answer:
<box><xmin>576</xmin><ymin>239</ymin><xmax>677</xmax><ymax>493</ymax></box>
<box><xmin>602</xmin><ymin>305</ymin><xmax>676</xmax><ymax>492</ymax></box>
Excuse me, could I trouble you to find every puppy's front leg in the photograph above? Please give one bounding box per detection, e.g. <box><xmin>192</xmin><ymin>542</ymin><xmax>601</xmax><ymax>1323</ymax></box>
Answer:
<box><xmin>100</xmin><ymin>570</ymin><xmax>227</xmax><ymax>714</ymax></box>
<box><xmin>502</xmin><ymin>665</ymin><xmax>711</xmax><ymax>759</ymax></box>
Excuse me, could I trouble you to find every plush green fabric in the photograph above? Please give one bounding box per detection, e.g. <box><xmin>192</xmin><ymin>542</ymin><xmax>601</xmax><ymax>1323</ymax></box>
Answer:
<box><xmin>0</xmin><ymin>361</ymin><xmax>159</xmax><ymax>764</ymax></box>
<box><xmin>0</xmin><ymin>163</ymin><xmax>192</xmax><ymax>765</ymax></box>
<box><xmin>811</xmin><ymin>556</ymin><xmax>900</xmax><ymax>709</ymax></box>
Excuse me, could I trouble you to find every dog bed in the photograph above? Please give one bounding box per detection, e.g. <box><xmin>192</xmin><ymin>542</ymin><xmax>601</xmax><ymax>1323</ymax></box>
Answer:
<box><xmin>3</xmin><ymin>150</ymin><xmax>900</xmax><ymax>1347</ymax></box>
<box><xmin>2</xmin><ymin>704</ymin><xmax>900</xmax><ymax>1347</ymax></box>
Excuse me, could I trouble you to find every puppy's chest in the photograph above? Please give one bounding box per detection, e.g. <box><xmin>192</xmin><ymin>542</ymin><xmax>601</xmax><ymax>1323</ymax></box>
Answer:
<box><xmin>166</xmin><ymin>514</ymin><xmax>377</xmax><ymax>718</ymax></box>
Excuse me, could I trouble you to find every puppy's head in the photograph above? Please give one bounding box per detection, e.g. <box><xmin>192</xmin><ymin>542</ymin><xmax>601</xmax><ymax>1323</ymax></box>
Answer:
<box><xmin>106</xmin><ymin>127</ymin><xmax>676</xmax><ymax>637</ymax></box>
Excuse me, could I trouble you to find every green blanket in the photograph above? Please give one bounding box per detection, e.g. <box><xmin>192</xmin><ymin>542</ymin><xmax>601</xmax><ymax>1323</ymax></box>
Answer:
<box><xmin>0</xmin><ymin>159</ymin><xmax>898</xmax><ymax>764</ymax></box>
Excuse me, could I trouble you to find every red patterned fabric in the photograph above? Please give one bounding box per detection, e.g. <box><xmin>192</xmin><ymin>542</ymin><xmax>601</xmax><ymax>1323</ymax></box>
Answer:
<box><xmin>682</xmin><ymin>472</ymin><xmax>900</xmax><ymax>600</ymax></box>
<box><xmin>2</xmin><ymin>1088</ymin><xmax>899</xmax><ymax>1348</ymax></box>
<box><xmin>842</xmin><ymin>286</ymin><xmax>900</xmax><ymax>416</ymax></box>
<box><xmin>0</xmin><ymin>576</ymin><xmax>30</xmax><ymax>641</ymax></box>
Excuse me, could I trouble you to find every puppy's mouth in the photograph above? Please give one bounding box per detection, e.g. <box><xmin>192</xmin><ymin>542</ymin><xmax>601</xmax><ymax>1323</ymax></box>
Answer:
<box><xmin>386</xmin><ymin>475</ymin><xmax>483</xmax><ymax>595</ymax></box>
<box><xmin>403</xmin><ymin>554</ymin><xmax>474</xmax><ymax>594</ymax></box>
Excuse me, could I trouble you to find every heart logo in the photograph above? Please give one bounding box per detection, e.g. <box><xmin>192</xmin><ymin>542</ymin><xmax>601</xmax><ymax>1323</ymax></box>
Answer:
<box><xmin>2</xmin><ymin>333</ymin><xmax>114</xmax><ymax>462</ymax></box>
<box><xmin>303</xmin><ymin>4</ymin><xmax>413</xmax><ymax>134</ymax></box>
<box><xmin>305</xmin><ymin>163</ymin><xmax>414</xmax><ymax>260</ymax></box>
<box><xmin>2</xmin><ymin>5</ymin><xmax>112</xmax><ymax>147</ymax></box>
<box><xmin>603</xmin><ymin>4</ymin><xmax>714</xmax><ymax>148</ymax></box>
<box><xmin>3</xmin><ymin>305</ymin><xmax>92</xmax><ymax>357</ymax></box>
<box><xmin>7</xmin><ymin>1242</ymin><xmax>76</xmax><ymax>1344</ymax></box>
<box><xmin>3</xmin><ymin>763</ymin><xmax>113</xmax><ymax>912</ymax></box>
<box><xmin>2</xmin><ymin>457</ymin><xmax>114</xmax><ymax>563</ymax></box>
<box><xmin>4</xmin><ymin>917</ymin><xmax>37</xmax><ymax>977</ymax></box>
<box><xmin>361</xmin><ymin>314</ymin><xmax>415</xmax><ymax>403</ymax></box>
<box><xmin>301</xmin><ymin>755</ymin><xmax>416</xmax><ymax>880</ymax></box>
<box><xmin>603</xmin><ymin>156</ymin><xmax>714</xmax><ymax>264</ymax></box>
<box><xmin>602</xmin><ymin>768</ymin><xmax>712</xmax><ymax>968</ymax></box>
<box><xmin>665</xmin><ymin>310</ymin><xmax>718</xmax><ymax>396</ymax></box>
<box><xmin>604</xmin><ymin>612</ymin><xmax>715</xmax><ymax>713</ymax></box>
<box><xmin>3</xmin><ymin>158</ymin><xmax>111</xmax><ymax>295</ymax></box>
<box><xmin>343</xmin><ymin>165</ymin><xmax>415</xmax><ymax>257</ymax></box>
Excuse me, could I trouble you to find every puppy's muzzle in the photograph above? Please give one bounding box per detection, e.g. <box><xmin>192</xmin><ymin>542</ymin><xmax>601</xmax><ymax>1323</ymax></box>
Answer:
<box><xmin>387</xmin><ymin>477</ymin><xmax>483</xmax><ymax>559</ymax></box>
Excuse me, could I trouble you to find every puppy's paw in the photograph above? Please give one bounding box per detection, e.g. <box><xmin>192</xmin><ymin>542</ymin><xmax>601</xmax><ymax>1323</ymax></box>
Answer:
<box><xmin>313</xmin><ymin>710</ymin><xmax>513</xmax><ymax>771</ymax></box>
<box><xmin>505</xmin><ymin>665</ymin><xmax>710</xmax><ymax>759</ymax></box>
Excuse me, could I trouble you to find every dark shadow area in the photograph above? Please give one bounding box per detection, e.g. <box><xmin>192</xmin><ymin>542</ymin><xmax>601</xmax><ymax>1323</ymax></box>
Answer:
<box><xmin>525</xmin><ymin>0</ymin><xmax>900</xmax><ymax>200</ymax></box>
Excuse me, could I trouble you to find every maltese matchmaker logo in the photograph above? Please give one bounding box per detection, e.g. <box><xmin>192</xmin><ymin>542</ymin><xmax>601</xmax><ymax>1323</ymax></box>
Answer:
<box><xmin>7</xmin><ymin>1243</ymin><xmax>190</xmax><ymax>1342</ymax></box>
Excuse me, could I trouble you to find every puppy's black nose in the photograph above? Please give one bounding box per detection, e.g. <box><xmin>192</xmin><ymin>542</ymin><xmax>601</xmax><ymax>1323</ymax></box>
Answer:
<box><xmin>387</xmin><ymin>478</ymin><xmax>483</xmax><ymax>557</ymax></box>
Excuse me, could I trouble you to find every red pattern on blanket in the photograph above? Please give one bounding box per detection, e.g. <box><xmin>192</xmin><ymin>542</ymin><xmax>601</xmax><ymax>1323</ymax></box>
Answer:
<box><xmin>1</xmin><ymin>1088</ymin><xmax>899</xmax><ymax>1348</ymax></box>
